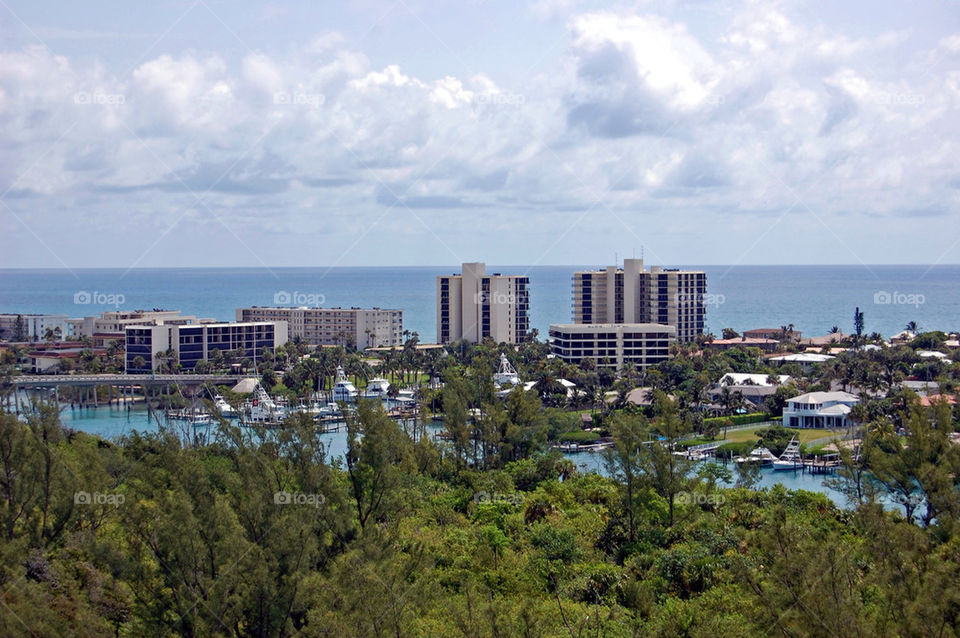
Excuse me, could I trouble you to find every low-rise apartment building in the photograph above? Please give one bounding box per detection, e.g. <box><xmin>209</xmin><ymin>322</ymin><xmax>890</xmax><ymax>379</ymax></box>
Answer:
<box><xmin>0</xmin><ymin>314</ymin><xmax>71</xmax><ymax>342</ymax></box>
<box><xmin>125</xmin><ymin>322</ymin><xmax>288</xmax><ymax>373</ymax></box>
<box><xmin>548</xmin><ymin>323</ymin><xmax>675</xmax><ymax>370</ymax></box>
<box><xmin>70</xmin><ymin>310</ymin><xmax>215</xmax><ymax>338</ymax></box>
<box><xmin>236</xmin><ymin>306</ymin><xmax>402</xmax><ymax>349</ymax></box>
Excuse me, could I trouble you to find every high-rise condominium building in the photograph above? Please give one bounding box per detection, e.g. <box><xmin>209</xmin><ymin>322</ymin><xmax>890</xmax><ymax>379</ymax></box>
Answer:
<box><xmin>236</xmin><ymin>307</ymin><xmax>402</xmax><ymax>349</ymax></box>
<box><xmin>437</xmin><ymin>263</ymin><xmax>530</xmax><ymax>344</ymax></box>
<box><xmin>572</xmin><ymin>259</ymin><xmax>706</xmax><ymax>342</ymax></box>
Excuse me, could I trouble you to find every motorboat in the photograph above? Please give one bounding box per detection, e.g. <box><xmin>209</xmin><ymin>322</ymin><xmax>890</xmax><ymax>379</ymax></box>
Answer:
<box><xmin>244</xmin><ymin>383</ymin><xmax>285</xmax><ymax>423</ymax></box>
<box><xmin>772</xmin><ymin>437</ymin><xmax>802</xmax><ymax>471</ymax></box>
<box><xmin>212</xmin><ymin>393</ymin><xmax>238</xmax><ymax>418</ymax></box>
<box><xmin>168</xmin><ymin>408</ymin><xmax>213</xmax><ymax>425</ymax></box>
<box><xmin>361</xmin><ymin>377</ymin><xmax>391</xmax><ymax>398</ymax></box>
<box><xmin>332</xmin><ymin>366</ymin><xmax>358</xmax><ymax>402</ymax></box>
<box><xmin>493</xmin><ymin>353</ymin><xmax>521</xmax><ymax>387</ymax></box>
<box><xmin>734</xmin><ymin>446</ymin><xmax>778</xmax><ymax>465</ymax></box>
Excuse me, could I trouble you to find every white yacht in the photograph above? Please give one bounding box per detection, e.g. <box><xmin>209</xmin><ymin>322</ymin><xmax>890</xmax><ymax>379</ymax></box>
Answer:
<box><xmin>734</xmin><ymin>446</ymin><xmax>779</xmax><ymax>466</ymax></box>
<box><xmin>772</xmin><ymin>437</ymin><xmax>802</xmax><ymax>471</ymax></box>
<box><xmin>169</xmin><ymin>408</ymin><xmax>213</xmax><ymax>425</ymax></box>
<box><xmin>332</xmin><ymin>366</ymin><xmax>358</xmax><ymax>402</ymax></box>
<box><xmin>245</xmin><ymin>384</ymin><xmax>285</xmax><ymax>423</ymax></box>
<box><xmin>212</xmin><ymin>394</ymin><xmax>238</xmax><ymax>418</ymax></box>
<box><xmin>493</xmin><ymin>353</ymin><xmax>521</xmax><ymax>387</ymax></box>
<box><xmin>361</xmin><ymin>377</ymin><xmax>391</xmax><ymax>399</ymax></box>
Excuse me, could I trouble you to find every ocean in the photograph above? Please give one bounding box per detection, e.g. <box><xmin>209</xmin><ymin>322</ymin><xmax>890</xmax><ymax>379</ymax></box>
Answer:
<box><xmin>1</xmin><ymin>264</ymin><xmax>957</xmax><ymax>340</ymax></box>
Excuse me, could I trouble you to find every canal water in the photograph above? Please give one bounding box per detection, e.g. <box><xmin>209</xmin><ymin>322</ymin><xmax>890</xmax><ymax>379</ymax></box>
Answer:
<box><xmin>52</xmin><ymin>402</ymin><xmax>852</xmax><ymax>507</ymax></box>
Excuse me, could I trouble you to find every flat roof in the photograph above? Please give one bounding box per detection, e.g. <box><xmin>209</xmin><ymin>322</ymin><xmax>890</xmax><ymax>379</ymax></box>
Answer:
<box><xmin>240</xmin><ymin>306</ymin><xmax>401</xmax><ymax>311</ymax></box>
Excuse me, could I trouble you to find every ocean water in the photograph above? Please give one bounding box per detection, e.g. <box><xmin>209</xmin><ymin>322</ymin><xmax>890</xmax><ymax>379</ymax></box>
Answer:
<box><xmin>0</xmin><ymin>264</ymin><xmax>958</xmax><ymax>341</ymax></box>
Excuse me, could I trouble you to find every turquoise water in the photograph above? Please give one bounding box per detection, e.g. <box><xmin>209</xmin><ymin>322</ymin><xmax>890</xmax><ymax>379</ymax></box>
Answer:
<box><xmin>564</xmin><ymin>448</ymin><xmax>849</xmax><ymax>504</ymax></box>
<box><xmin>56</xmin><ymin>403</ymin><xmax>849</xmax><ymax>505</ymax></box>
<box><xmin>2</xmin><ymin>265</ymin><xmax>959</xmax><ymax>341</ymax></box>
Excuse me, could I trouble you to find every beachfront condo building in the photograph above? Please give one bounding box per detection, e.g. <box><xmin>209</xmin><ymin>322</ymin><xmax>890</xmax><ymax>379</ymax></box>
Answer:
<box><xmin>236</xmin><ymin>307</ymin><xmax>402</xmax><ymax>349</ymax></box>
<box><xmin>571</xmin><ymin>259</ymin><xmax>706</xmax><ymax>342</ymax></box>
<box><xmin>125</xmin><ymin>321</ymin><xmax>288</xmax><ymax>373</ymax></box>
<box><xmin>0</xmin><ymin>314</ymin><xmax>71</xmax><ymax>342</ymax></box>
<box><xmin>69</xmin><ymin>310</ymin><xmax>216</xmax><ymax>339</ymax></box>
<box><xmin>437</xmin><ymin>263</ymin><xmax>530</xmax><ymax>344</ymax></box>
<box><xmin>548</xmin><ymin>323</ymin><xmax>675</xmax><ymax>370</ymax></box>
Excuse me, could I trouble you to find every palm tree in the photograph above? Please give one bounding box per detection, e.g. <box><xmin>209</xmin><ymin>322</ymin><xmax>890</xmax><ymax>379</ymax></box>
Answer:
<box><xmin>905</xmin><ymin>321</ymin><xmax>919</xmax><ymax>333</ymax></box>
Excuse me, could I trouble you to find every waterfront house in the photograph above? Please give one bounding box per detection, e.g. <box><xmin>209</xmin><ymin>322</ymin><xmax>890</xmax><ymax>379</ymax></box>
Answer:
<box><xmin>783</xmin><ymin>391</ymin><xmax>859</xmax><ymax>429</ymax></box>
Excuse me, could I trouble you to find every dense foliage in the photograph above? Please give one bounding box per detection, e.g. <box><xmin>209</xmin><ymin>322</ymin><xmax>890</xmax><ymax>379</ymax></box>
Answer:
<box><xmin>2</xmin><ymin>391</ymin><xmax>959</xmax><ymax>637</ymax></box>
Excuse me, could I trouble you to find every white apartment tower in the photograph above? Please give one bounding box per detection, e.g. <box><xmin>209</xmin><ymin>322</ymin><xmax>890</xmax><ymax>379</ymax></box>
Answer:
<box><xmin>437</xmin><ymin>263</ymin><xmax>530</xmax><ymax>344</ymax></box>
<box><xmin>572</xmin><ymin>259</ymin><xmax>706</xmax><ymax>342</ymax></box>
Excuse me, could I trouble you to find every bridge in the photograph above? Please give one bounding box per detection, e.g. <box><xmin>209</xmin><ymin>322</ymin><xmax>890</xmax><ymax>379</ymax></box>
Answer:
<box><xmin>6</xmin><ymin>374</ymin><xmax>257</xmax><ymax>414</ymax></box>
<box><xmin>10</xmin><ymin>374</ymin><xmax>253</xmax><ymax>389</ymax></box>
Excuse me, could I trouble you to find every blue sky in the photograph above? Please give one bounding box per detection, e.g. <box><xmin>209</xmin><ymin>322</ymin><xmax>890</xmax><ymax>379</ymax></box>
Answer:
<box><xmin>1</xmin><ymin>0</ymin><xmax>959</xmax><ymax>268</ymax></box>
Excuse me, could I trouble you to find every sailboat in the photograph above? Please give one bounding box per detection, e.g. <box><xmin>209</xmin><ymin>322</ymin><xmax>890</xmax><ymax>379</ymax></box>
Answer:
<box><xmin>772</xmin><ymin>436</ymin><xmax>802</xmax><ymax>471</ymax></box>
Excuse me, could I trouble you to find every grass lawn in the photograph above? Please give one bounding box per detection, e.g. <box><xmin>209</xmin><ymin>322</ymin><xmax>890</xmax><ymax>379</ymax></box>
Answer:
<box><xmin>718</xmin><ymin>425</ymin><xmax>846</xmax><ymax>444</ymax></box>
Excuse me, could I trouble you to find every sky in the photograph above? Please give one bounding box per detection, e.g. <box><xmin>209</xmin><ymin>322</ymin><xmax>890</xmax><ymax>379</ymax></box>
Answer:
<box><xmin>1</xmin><ymin>0</ymin><xmax>959</xmax><ymax>269</ymax></box>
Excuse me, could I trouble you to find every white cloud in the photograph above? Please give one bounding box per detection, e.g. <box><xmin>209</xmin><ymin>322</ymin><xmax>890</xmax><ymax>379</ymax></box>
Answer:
<box><xmin>1</xmin><ymin>4</ymin><xmax>959</xmax><ymax>268</ymax></box>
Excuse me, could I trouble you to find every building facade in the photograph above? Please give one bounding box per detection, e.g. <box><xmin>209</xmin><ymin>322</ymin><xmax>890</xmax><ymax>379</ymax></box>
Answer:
<box><xmin>236</xmin><ymin>307</ymin><xmax>402</xmax><ymax>349</ymax></box>
<box><xmin>437</xmin><ymin>263</ymin><xmax>530</xmax><ymax>344</ymax></box>
<box><xmin>125</xmin><ymin>322</ymin><xmax>288</xmax><ymax>373</ymax></box>
<box><xmin>548</xmin><ymin>323</ymin><xmax>675</xmax><ymax>370</ymax></box>
<box><xmin>0</xmin><ymin>314</ymin><xmax>70</xmax><ymax>342</ymax></box>
<box><xmin>572</xmin><ymin>259</ymin><xmax>706</xmax><ymax>342</ymax></box>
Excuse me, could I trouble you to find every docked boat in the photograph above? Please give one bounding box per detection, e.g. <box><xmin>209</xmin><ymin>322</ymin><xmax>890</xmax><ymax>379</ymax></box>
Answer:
<box><xmin>493</xmin><ymin>353</ymin><xmax>521</xmax><ymax>387</ymax></box>
<box><xmin>734</xmin><ymin>446</ymin><xmax>779</xmax><ymax>465</ymax></box>
<box><xmin>361</xmin><ymin>377</ymin><xmax>391</xmax><ymax>399</ymax></box>
<box><xmin>772</xmin><ymin>437</ymin><xmax>802</xmax><ymax>471</ymax></box>
<box><xmin>673</xmin><ymin>448</ymin><xmax>707</xmax><ymax>461</ymax></box>
<box><xmin>245</xmin><ymin>384</ymin><xmax>286</xmax><ymax>423</ymax></box>
<box><xmin>332</xmin><ymin>366</ymin><xmax>358</xmax><ymax>402</ymax></box>
<box><xmin>212</xmin><ymin>393</ymin><xmax>238</xmax><ymax>418</ymax></box>
<box><xmin>168</xmin><ymin>408</ymin><xmax>213</xmax><ymax>425</ymax></box>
